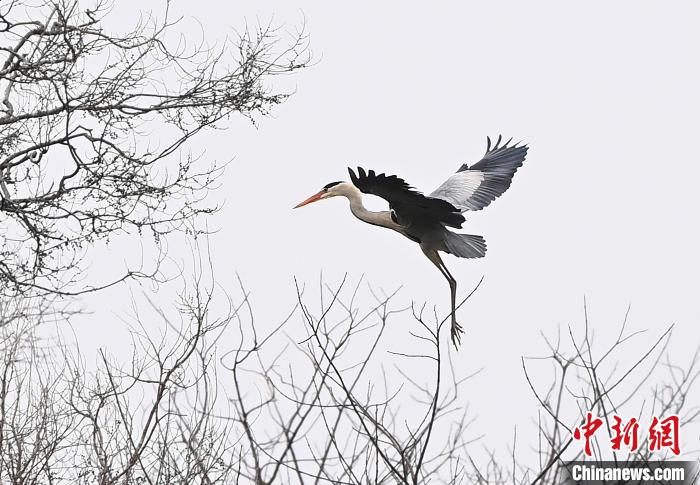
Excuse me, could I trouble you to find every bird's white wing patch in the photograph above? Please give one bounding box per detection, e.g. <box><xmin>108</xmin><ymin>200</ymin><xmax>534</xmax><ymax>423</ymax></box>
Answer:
<box><xmin>429</xmin><ymin>171</ymin><xmax>484</xmax><ymax>211</ymax></box>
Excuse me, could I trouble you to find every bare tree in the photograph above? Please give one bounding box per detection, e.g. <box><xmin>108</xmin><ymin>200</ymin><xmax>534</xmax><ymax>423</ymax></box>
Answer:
<box><xmin>223</xmin><ymin>274</ymin><xmax>486</xmax><ymax>484</ymax></box>
<box><xmin>0</xmin><ymin>252</ymin><xmax>243</xmax><ymax>484</ymax></box>
<box><xmin>0</xmin><ymin>0</ymin><xmax>309</xmax><ymax>296</ymax></box>
<box><xmin>226</xmin><ymin>279</ymin><xmax>700</xmax><ymax>484</ymax></box>
<box><xmin>4</xmin><ymin>267</ymin><xmax>696</xmax><ymax>484</ymax></box>
<box><xmin>520</xmin><ymin>305</ymin><xmax>700</xmax><ymax>484</ymax></box>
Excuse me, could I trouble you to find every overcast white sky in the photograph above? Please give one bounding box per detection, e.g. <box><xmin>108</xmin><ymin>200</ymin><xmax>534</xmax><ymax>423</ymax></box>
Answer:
<box><xmin>74</xmin><ymin>0</ymin><xmax>700</xmax><ymax>462</ymax></box>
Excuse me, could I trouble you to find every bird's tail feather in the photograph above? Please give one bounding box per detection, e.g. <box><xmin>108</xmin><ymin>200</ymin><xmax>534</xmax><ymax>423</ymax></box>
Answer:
<box><xmin>443</xmin><ymin>231</ymin><xmax>487</xmax><ymax>259</ymax></box>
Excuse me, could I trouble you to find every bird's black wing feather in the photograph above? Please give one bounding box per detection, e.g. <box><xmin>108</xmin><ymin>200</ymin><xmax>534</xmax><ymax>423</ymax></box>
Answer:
<box><xmin>348</xmin><ymin>167</ymin><xmax>465</xmax><ymax>228</ymax></box>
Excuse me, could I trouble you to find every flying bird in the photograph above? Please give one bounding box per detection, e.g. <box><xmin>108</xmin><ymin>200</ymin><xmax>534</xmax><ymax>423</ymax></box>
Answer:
<box><xmin>294</xmin><ymin>135</ymin><xmax>528</xmax><ymax>347</ymax></box>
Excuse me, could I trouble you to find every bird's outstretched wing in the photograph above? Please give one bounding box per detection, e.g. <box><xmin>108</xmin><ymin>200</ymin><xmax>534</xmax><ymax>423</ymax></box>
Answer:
<box><xmin>348</xmin><ymin>167</ymin><xmax>465</xmax><ymax>228</ymax></box>
<box><xmin>430</xmin><ymin>135</ymin><xmax>528</xmax><ymax>212</ymax></box>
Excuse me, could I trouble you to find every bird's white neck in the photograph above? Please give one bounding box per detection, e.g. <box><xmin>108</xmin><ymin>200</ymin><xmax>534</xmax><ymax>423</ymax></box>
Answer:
<box><xmin>341</xmin><ymin>184</ymin><xmax>403</xmax><ymax>231</ymax></box>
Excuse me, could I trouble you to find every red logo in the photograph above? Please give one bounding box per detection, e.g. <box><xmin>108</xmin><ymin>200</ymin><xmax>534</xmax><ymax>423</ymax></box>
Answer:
<box><xmin>610</xmin><ymin>415</ymin><xmax>639</xmax><ymax>452</ymax></box>
<box><xmin>572</xmin><ymin>412</ymin><xmax>604</xmax><ymax>457</ymax></box>
<box><xmin>648</xmin><ymin>415</ymin><xmax>680</xmax><ymax>455</ymax></box>
<box><xmin>573</xmin><ymin>413</ymin><xmax>681</xmax><ymax>456</ymax></box>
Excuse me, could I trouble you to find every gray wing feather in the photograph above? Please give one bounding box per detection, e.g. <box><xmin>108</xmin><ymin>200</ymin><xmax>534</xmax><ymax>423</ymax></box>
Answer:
<box><xmin>443</xmin><ymin>231</ymin><xmax>487</xmax><ymax>259</ymax></box>
<box><xmin>429</xmin><ymin>135</ymin><xmax>528</xmax><ymax>212</ymax></box>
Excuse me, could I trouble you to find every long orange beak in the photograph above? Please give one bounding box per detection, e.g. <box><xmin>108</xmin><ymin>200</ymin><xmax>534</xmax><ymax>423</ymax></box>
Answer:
<box><xmin>293</xmin><ymin>190</ymin><xmax>325</xmax><ymax>209</ymax></box>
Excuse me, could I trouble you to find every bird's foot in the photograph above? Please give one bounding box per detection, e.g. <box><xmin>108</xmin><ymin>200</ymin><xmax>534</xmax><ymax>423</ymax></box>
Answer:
<box><xmin>450</xmin><ymin>319</ymin><xmax>464</xmax><ymax>348</ymax></box>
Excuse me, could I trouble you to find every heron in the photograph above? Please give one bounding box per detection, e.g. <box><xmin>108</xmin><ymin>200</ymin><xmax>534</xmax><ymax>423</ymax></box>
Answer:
<box><xmin>294</xmin><ymin>135</ymin><xmax>528</xmax><ymax>347</ymax></box>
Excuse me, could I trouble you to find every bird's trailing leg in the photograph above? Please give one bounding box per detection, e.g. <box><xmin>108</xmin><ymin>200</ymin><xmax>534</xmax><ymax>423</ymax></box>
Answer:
<box><xmin>421</xmin><ymin>245</ymin><xmax>463</xmax><ymax>347</ymax></box>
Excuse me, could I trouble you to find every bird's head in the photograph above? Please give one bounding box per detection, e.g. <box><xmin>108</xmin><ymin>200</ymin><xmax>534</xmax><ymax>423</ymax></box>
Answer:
<box><xmin>293</xmin><ymin>181</ymin><xmax>354</xmax><ymax>208</ymax></box>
